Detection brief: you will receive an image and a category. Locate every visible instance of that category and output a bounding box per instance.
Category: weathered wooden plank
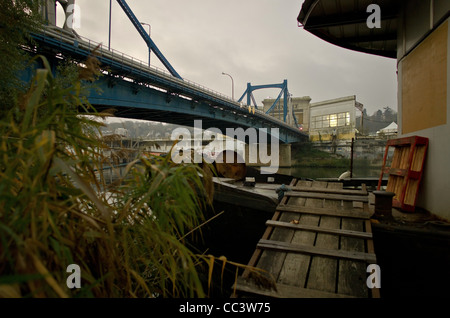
[276,213,319,288]
[383,167,408,176]
[240,180,376,298]
[257,239,377,263]
[248,179,311,279]
[265,220,372,239]
[365,218,380,298]
[234,277,355,298]
[306,182,342,293]
[290,186,368,196]
[262,180,312,278]
[306,215,341,292]
[285,191,369,202]
[275,181,327,287]
[338,217,369,297]
[276,204,370,219]
[242,178,298,279]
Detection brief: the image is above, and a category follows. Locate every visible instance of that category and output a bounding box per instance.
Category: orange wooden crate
[377,136,428,212]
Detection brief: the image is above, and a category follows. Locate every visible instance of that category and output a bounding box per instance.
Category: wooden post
[372,191,395,219]
[350,138,354,178]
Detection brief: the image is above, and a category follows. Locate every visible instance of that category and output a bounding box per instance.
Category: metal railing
[35,27,305,135]
[40,27,236,104]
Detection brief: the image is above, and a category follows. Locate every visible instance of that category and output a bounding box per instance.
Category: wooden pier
[234,179,379,298]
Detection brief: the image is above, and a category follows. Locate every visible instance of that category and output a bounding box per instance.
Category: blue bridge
[30,0,308,144]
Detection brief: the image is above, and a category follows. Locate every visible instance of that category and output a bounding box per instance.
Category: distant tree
[383,106,397,123]
[0,0,41,111]
[375,109,383,121]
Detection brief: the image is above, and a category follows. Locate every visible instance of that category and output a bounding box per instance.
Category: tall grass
[0,55,218,297]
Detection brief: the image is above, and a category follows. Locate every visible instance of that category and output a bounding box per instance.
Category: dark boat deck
[234,178,379,298]
[212,177,280,213]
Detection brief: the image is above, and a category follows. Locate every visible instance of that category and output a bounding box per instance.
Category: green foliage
[0,5,273,296]
[0,55,217,297]
[356,107,398,135]
[0,0,41,111]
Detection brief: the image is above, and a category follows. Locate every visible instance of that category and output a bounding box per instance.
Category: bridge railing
[40,27,237,106]
[36,27,305,136]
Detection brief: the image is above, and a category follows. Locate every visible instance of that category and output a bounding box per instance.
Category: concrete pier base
[244,143,291,168]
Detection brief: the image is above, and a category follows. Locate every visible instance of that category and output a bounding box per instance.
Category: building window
[330,114,337,127]
[337,112,350,126]
[312,112,350,129]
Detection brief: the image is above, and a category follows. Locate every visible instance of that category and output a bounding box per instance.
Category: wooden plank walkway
[234,179,379,298]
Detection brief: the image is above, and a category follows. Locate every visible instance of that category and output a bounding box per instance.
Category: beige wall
[401,21,447,134]
[397,1,450,220]
[262,96,311,130]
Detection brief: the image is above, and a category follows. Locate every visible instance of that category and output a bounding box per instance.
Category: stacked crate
[377,136,429,212]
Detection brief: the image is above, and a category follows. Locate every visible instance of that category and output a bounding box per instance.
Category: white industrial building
[309,95,363,142]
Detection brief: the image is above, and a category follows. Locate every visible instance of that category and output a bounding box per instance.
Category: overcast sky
[57,0,398,116]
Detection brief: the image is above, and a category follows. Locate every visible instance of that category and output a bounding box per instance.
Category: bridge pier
[244,143,291,170]
[279,144,292,168]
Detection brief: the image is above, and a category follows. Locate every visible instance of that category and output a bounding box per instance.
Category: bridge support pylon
[244,143,291,171]
[237,80,298,128]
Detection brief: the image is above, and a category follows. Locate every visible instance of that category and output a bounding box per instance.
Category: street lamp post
[141,22,151,66]
[222,72,234,101]
[108,0,112,50]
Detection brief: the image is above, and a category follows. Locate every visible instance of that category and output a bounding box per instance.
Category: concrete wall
[397,0,450,220]
[262,96,311,131]
[311,138,389,161]
[244,143,292,169]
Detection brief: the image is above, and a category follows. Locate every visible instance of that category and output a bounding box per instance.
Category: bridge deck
[235,179,379,298]
[30,27,308,143]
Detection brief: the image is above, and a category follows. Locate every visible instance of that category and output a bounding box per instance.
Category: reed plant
[0,54,223,298]
[0,1,275,292]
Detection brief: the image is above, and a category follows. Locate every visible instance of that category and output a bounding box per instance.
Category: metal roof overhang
[297,0,400,58]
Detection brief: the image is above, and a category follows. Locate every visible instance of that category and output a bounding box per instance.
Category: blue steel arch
[237,80,299,127]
